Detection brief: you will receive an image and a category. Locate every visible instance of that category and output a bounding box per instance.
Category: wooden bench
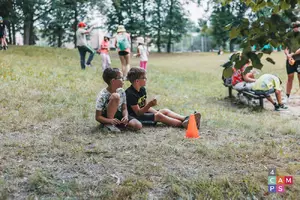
[224,83,271,108]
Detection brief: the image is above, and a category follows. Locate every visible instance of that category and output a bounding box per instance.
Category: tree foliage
[223,0,300,71]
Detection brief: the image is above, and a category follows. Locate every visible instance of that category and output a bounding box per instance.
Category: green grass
[0,46,300,199]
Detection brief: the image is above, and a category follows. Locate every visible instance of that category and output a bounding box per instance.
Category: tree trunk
[167,30,172,53]
[166,0,174,53]
[156,0,161,53]
[58,28,62,47]
[23,12,34,45]
[74,4,78,47]
[142,0,146,40]
[8,23,12,44]
[29,20,35,45]
[229,40,234,52]
[12,22,16,45]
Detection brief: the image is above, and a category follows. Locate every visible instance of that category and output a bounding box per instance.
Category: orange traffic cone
[185,114,200,138]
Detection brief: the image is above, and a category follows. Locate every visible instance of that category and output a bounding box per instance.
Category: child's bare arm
[121,104,129,124]
[83,25,94,34]
[137,47,141,57]
[130,99,156,116]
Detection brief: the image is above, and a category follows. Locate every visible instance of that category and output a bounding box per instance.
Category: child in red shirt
[98,35,111,71]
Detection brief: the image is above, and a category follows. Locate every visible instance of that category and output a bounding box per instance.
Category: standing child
[98,35,111,71]
[95,68,142,132]
[125,67,201,128]
[0,16,8,50]
[137,39,149,70]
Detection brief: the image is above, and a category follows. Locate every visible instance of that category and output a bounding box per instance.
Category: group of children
[95,67,201,132]
[97,26,149,73]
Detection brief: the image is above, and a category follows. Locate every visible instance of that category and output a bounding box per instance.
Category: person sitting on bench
[231,62,257,91]
[252,74,288,111]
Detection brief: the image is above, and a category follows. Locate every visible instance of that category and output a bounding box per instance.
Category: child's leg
[266,96,275,105]
[127,118,142,130]
[107,54,111,68]
[275,90,283,105]
[159,108,185,121]
[144,61,148,70]
[3,37,7,46]
[140,61,143,69]
[86,46,95,65]
[124,53,130,76]
[119,56,127,77]
[101,53,107,71]
[106,93,120,118]
[154,112,182,127]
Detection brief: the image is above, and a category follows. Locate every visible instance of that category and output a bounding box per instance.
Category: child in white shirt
[137,41,149,70]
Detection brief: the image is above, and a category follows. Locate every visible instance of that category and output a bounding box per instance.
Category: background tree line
[0,0,299,53]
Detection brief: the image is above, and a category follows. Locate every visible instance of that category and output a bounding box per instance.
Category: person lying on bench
[252,74,288,111]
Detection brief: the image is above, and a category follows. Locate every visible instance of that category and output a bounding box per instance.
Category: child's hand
[149,99,157,107]
[121,116,128,125]
[109,118,121,125]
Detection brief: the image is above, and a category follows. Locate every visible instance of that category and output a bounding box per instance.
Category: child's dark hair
[103,68,120,85]
[127,67,146,83]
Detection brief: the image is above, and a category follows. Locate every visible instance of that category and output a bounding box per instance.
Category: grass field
[0,46,300,199]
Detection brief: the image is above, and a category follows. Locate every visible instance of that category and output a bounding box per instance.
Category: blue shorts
[253,88,275,96]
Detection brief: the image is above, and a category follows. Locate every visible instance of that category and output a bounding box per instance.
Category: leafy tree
[223,0,300,73]
[151,0,167,52]
[164,0,188,53]
[210,4,235,50]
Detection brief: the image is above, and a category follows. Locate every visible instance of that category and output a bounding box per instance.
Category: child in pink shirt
[98,35,111,71]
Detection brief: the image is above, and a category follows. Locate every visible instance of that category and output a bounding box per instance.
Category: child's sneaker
[274,103,288,111]
[182,116,189,129]
[182,112,201,130]
[103,124,121,132]
[279,103,288,109]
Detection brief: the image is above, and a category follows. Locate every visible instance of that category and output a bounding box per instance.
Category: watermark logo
[268,168,293,193]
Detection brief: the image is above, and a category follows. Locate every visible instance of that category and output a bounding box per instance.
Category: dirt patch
[264,94,300,117]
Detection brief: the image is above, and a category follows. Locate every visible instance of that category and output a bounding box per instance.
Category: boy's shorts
[134,112,157,125]
[253,88,275,96]
[286,60,300,74]
[102,110,135,125]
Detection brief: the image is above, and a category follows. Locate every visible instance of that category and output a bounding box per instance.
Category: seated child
[95,68,142,132]
[252,74,288,111]
[231,54,256,91]
[125,67,201,128]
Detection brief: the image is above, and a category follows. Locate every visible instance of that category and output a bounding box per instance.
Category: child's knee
[154,112,165,121]
[109,93,120,101]
[159,108,170,114]
[129,119,142,130]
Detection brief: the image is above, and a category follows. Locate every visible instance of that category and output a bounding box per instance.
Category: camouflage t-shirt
[95,88,127,112]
